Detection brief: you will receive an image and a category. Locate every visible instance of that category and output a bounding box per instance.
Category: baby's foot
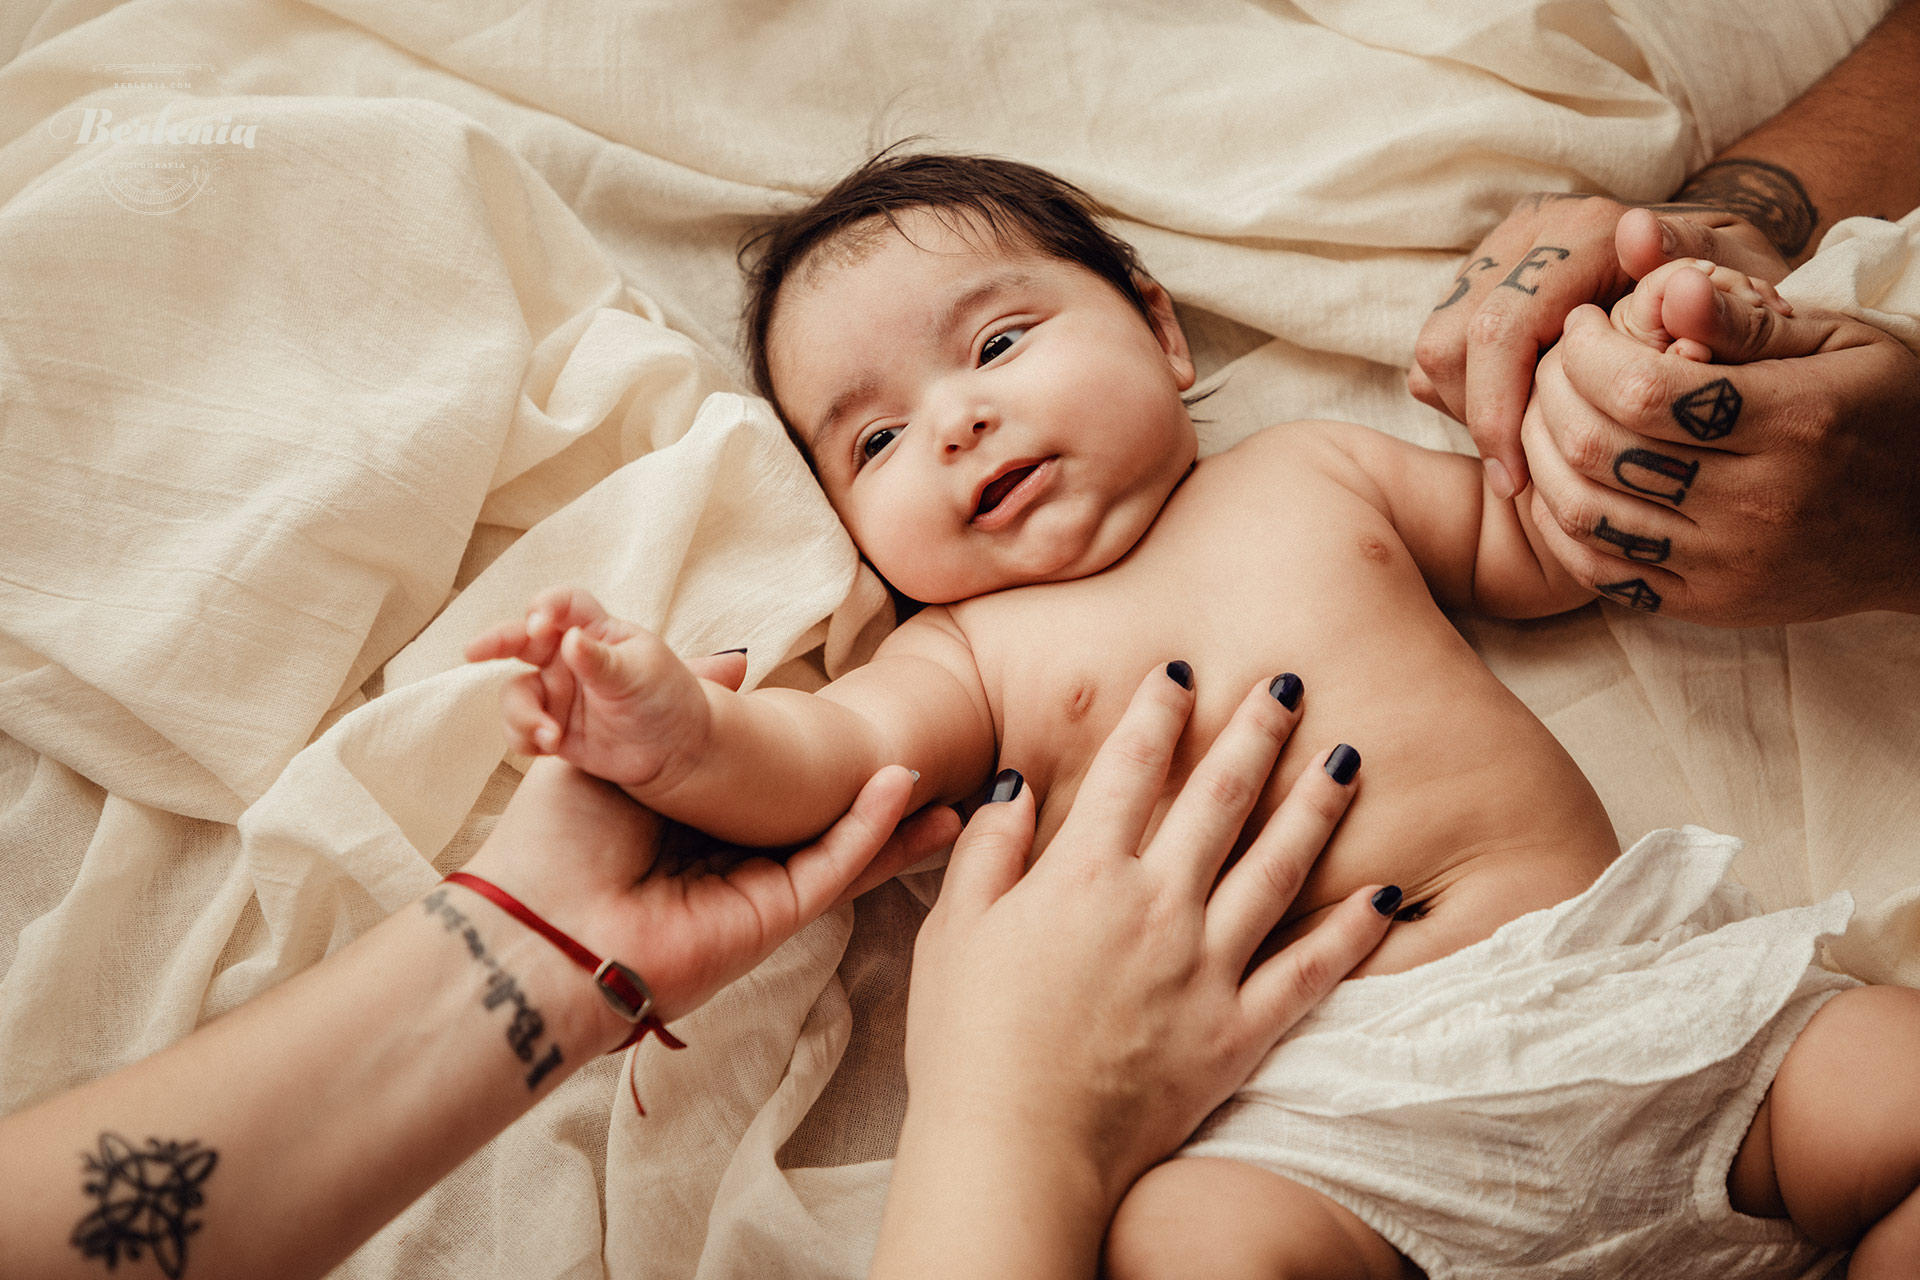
[1609,258,1792,363]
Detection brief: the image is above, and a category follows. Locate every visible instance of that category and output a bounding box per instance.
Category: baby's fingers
[501,669,561,754]
[522,587,613,667]
[465,618,535,664]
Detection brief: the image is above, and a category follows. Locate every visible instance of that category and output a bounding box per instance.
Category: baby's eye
[979,326,1029,365]
[860,425,901,463]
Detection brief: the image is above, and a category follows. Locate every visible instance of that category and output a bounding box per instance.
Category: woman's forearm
[0,882,620,1280]
[874,1106,1116,1280]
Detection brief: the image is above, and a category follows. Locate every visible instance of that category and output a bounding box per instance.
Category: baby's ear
[1135,274,1196,391]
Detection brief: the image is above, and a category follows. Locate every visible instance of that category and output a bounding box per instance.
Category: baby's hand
[1609,258,1792,363]
[464,586,712,794]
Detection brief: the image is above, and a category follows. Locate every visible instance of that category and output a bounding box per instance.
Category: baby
[467,155,1920,1277]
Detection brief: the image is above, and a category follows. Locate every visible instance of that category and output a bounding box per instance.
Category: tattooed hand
[1410,176,1802,499]
[1519,286,1920,626]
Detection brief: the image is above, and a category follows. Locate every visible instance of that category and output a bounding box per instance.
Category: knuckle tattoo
[1593,516,1672,564]
[1612,447,1698,507]
[1670,376,1742,442]
[1496,245,1571,296]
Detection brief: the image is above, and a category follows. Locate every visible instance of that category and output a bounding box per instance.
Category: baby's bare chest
[954,462,1468,841]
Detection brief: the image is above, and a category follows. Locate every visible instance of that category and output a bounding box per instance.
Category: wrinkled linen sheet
[1,1,1915,1275]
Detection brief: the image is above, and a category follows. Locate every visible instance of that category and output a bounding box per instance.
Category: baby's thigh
[1105,1156,1416,1280]
[1747,984,1920,1246]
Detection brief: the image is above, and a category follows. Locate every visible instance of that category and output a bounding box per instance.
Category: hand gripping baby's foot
[1609,258,1793,363]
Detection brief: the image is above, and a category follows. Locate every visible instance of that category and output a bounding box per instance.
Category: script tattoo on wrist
[423,888,565,1089]
[71,1133,217,1279]
[1598,578,1663,612]
[1594,517,1671,564]
[1434,256,1500,310]
[1672,160,1817,258]
[1613,448,1698,506]
[1671,377,1741,441]
[1498,245,1571,295]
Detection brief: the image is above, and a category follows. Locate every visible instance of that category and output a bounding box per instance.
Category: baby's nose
[944,420,989,453]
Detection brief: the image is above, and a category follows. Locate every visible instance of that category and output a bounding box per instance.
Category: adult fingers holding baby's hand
[1411,194,1639,498]
[1524,299,1920,624]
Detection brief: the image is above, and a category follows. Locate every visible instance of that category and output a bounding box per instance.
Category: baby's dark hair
[739,149,1161,416]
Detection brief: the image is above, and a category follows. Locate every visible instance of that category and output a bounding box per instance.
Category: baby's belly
[1020,647,1621,980]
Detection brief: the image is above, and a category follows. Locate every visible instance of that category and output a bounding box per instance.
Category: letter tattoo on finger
[1671,377,1741,441]
[1594,517,1671,564]
[1598,579,1663,612]
[1498,245,1571,295]
[1613,448,1698,506]
[1434,256,1500,311]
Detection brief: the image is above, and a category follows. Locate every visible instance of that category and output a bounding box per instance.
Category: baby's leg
[1609,258,1791,362]
[1104,1156,1418,1280]
[1728,985,1920,1277]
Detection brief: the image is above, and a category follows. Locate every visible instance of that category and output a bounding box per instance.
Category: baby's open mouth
[975,464,1039,518]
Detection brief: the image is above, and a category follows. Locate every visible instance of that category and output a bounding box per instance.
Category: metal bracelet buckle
[593,957,655,1023]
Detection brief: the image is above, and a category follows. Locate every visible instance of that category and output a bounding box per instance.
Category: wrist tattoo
[423,889,565,1090]
[1434,256,1500,310]
[1498,244,1571,295]
[72,1133,217,1279]
[1613,448,1698,506]
[1599,578,1664,612]
[1671,377,1741,442]
[1594,517,1671,564]
[1671,159,1817,258]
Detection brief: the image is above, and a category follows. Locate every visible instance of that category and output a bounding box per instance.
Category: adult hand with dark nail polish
[872,664,1393,1280]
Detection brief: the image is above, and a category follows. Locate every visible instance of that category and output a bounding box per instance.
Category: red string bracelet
[442,872,685,1114]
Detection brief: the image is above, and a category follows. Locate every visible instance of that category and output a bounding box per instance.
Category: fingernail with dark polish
[1325,743,1361,785]
[710,647,748,656]
[1166,660,1193,690]
[1371,885,1403,918]
[1269,672,1303,711]
[989,768,1024,803]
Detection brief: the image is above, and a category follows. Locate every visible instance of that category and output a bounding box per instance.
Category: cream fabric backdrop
[0,1,1912,1276]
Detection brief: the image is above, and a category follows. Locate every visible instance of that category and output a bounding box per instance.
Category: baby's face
[766,211,1197,603]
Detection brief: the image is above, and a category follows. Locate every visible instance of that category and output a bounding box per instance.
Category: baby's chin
[877,525,1146,604]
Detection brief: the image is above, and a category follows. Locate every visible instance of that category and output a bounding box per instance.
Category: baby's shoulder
[1211,419,1392,495]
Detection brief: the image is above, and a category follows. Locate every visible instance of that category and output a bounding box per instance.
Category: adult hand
[1520,283,1920,624]
[1411,194,1790,498]
[461,648,961,1044]
[873,663,1394,1279]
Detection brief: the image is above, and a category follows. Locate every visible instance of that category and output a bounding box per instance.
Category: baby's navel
[1062,681,1096,723]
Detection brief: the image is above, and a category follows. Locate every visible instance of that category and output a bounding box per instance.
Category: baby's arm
[466,589,996,847]
[1306,422,1591,619]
